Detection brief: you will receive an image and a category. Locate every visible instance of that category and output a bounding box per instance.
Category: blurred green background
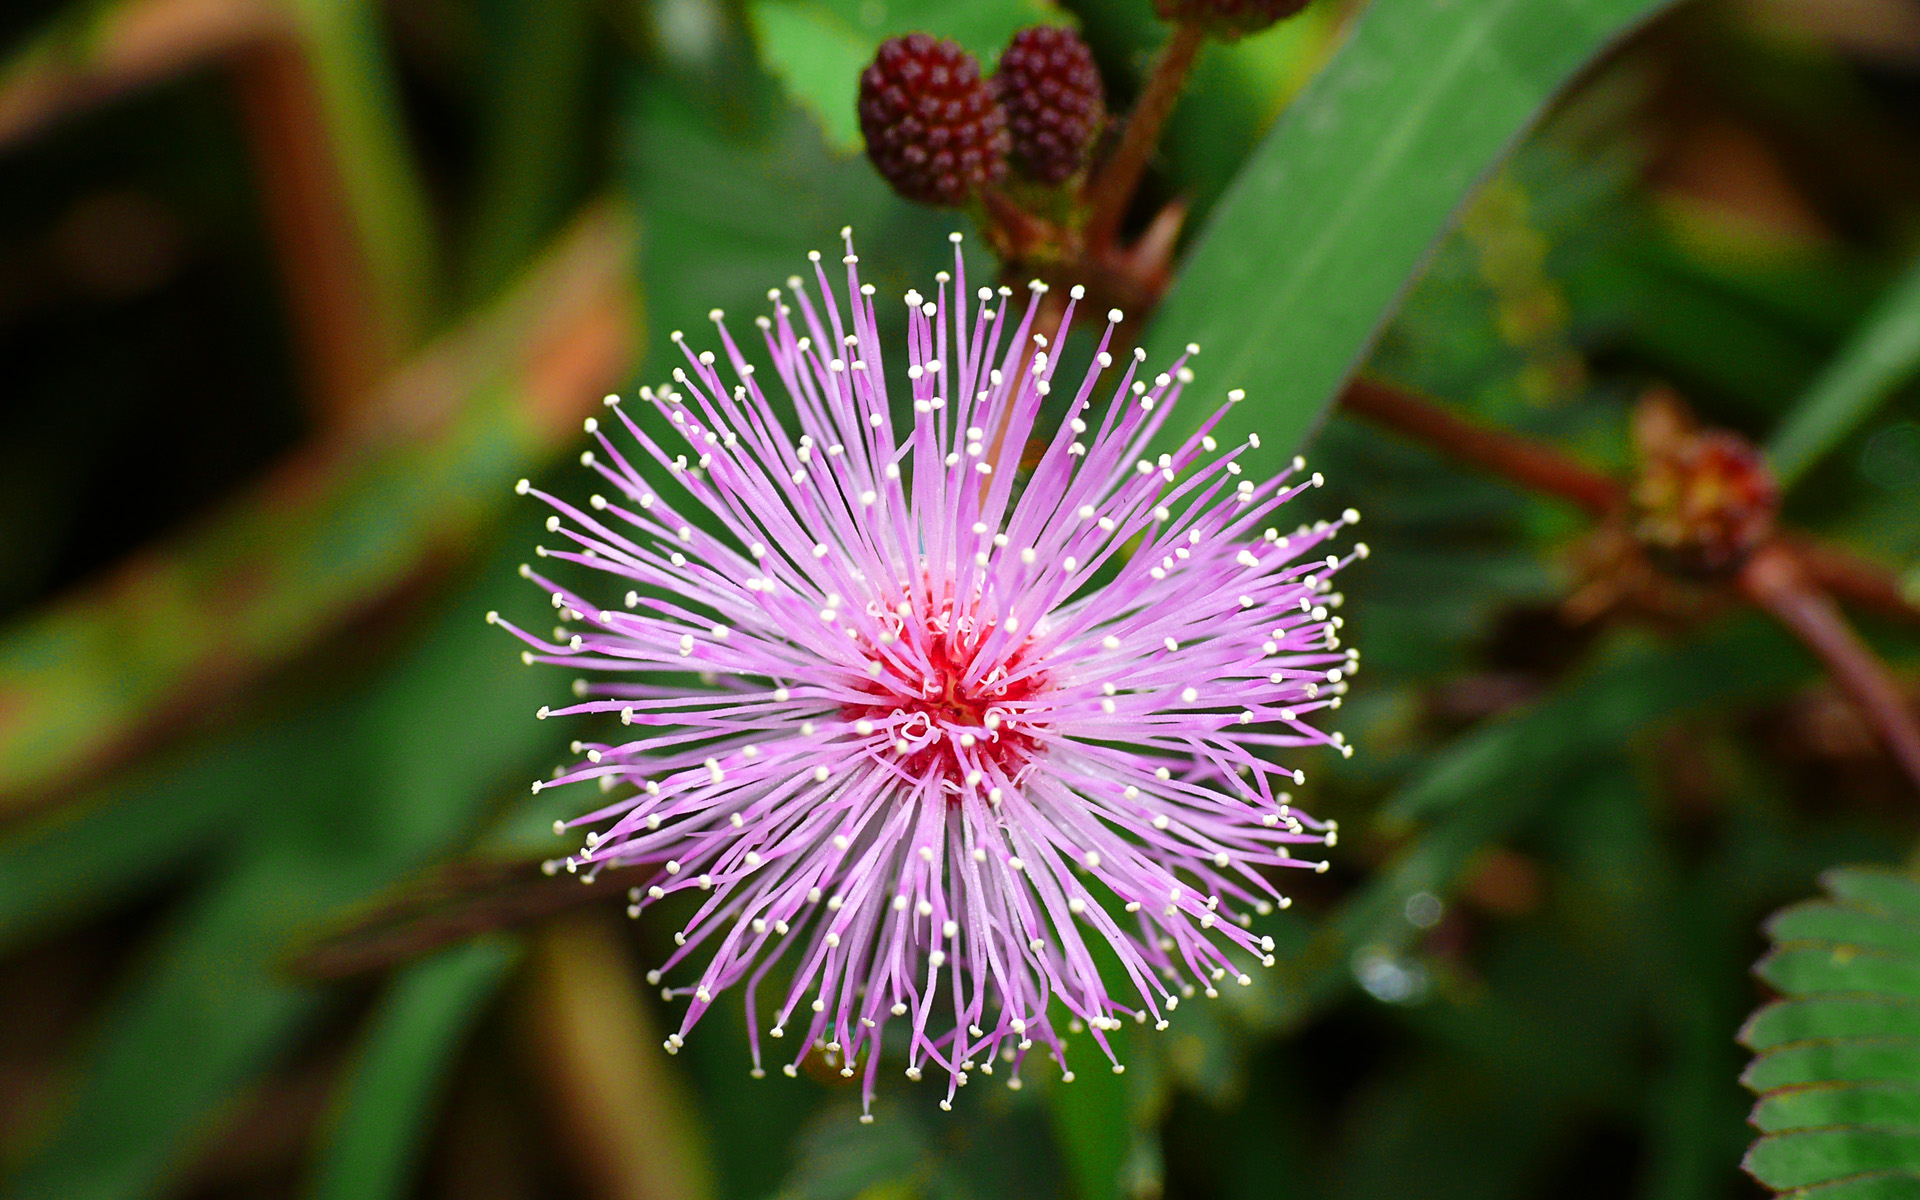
[5,0,1920,1197]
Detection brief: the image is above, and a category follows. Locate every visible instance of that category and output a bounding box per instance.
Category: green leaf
[1769,902,1920,958]
[1823,869,1920,925]
[284,0,443,340]
[1047,1057,1133,1200]
[1387,620,1807,825]
[1785,1176,1920,1200]
[1145,0,1678,462]
[0,854,330,1200]
[1758,946,1920,1002]
[1745,1039,1920,1093]
[1746,1129,1920,1192]
[309,939,522,1200]
[1741,867,1920,1196]
[1743,998,1920,1052]
[746,2,873,152]
[3,517,568,1200]
[1754,1084,1920,1134]
[1770,249,1920,488]
[0,742,251,952]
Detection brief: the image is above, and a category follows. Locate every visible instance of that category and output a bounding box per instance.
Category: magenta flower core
[495,232,1361,1115]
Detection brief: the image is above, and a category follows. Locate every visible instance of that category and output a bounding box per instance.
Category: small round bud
[859,35,1009,206]
[993,26,1105,185]
[1630,389,1778,576]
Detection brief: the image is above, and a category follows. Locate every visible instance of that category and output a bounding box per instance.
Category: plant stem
[1740,544,1920,796]
[1339,377,1624,515]
[1781,535,1920,628]
[1083,22,1206,251]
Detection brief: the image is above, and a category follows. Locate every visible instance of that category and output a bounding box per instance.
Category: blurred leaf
[0,208,633,813]
[1047,1058,1132,1200]
[284,0,442,339]
[1074,0,1341,228]
[0,738,251,952]
[1146,0,1677,462]
[0,0,280,148]
[775,1100,937,1200]
[625,74,968,367]
[1771,250,1920,488]
[1740,867,1920,1196]
[1388,620,1809,825]
[517,916,714,1200]
[2,509,571,1200]
[747,0,1059,153]
[745,2,874,153]
[309,938,521,1200]
[460,0,597,301]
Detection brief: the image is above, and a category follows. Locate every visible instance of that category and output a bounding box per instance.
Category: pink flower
[493,231,1361,1116]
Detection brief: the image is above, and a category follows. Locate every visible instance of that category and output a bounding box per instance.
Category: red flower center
[842,603,1050,794]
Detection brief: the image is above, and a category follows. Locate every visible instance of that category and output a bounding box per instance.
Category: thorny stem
[1083,22,1207,252]
[1741,544,1920,795]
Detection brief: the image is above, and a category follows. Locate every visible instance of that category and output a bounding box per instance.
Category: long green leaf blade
[1145,0,1676,462]
[1770,250,1920,488]
[309,939,521,1200]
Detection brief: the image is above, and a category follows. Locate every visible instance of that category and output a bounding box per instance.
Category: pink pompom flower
[493,230,1362,1116]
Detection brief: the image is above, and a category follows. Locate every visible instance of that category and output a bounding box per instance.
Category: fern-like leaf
[1741,867,1920,1199]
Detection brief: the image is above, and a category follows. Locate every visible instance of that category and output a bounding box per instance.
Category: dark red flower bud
[1631,390,1779,576]
[858,34,1010,207]
[993,26,1105,185]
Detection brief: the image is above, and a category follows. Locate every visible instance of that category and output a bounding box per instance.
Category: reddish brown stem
[287,858,635,981]
[1781,535,1920,628]
[1741,543,1920,795]
[1340,377,1625,515]
[1083,22,1206,251]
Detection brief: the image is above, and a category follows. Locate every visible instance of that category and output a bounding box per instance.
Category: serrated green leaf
[1770,249,1920,488]
[1744,998,1920,1053]
[1769,903,1920,959]
[1144,0,1677,463]
[1745,1039,1920,1093]
[1755,1084,1920,1134]
[1760,946,1920,1002]
[1743,868,1920,1197]
[1746,1128,1920,1192]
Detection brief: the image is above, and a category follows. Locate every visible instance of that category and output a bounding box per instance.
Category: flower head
[495,231,1361,1115]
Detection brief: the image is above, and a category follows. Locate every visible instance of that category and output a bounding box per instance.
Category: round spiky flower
[496,231,1361,1116]
[859,34,1009,207]
[994,26,1105,185]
